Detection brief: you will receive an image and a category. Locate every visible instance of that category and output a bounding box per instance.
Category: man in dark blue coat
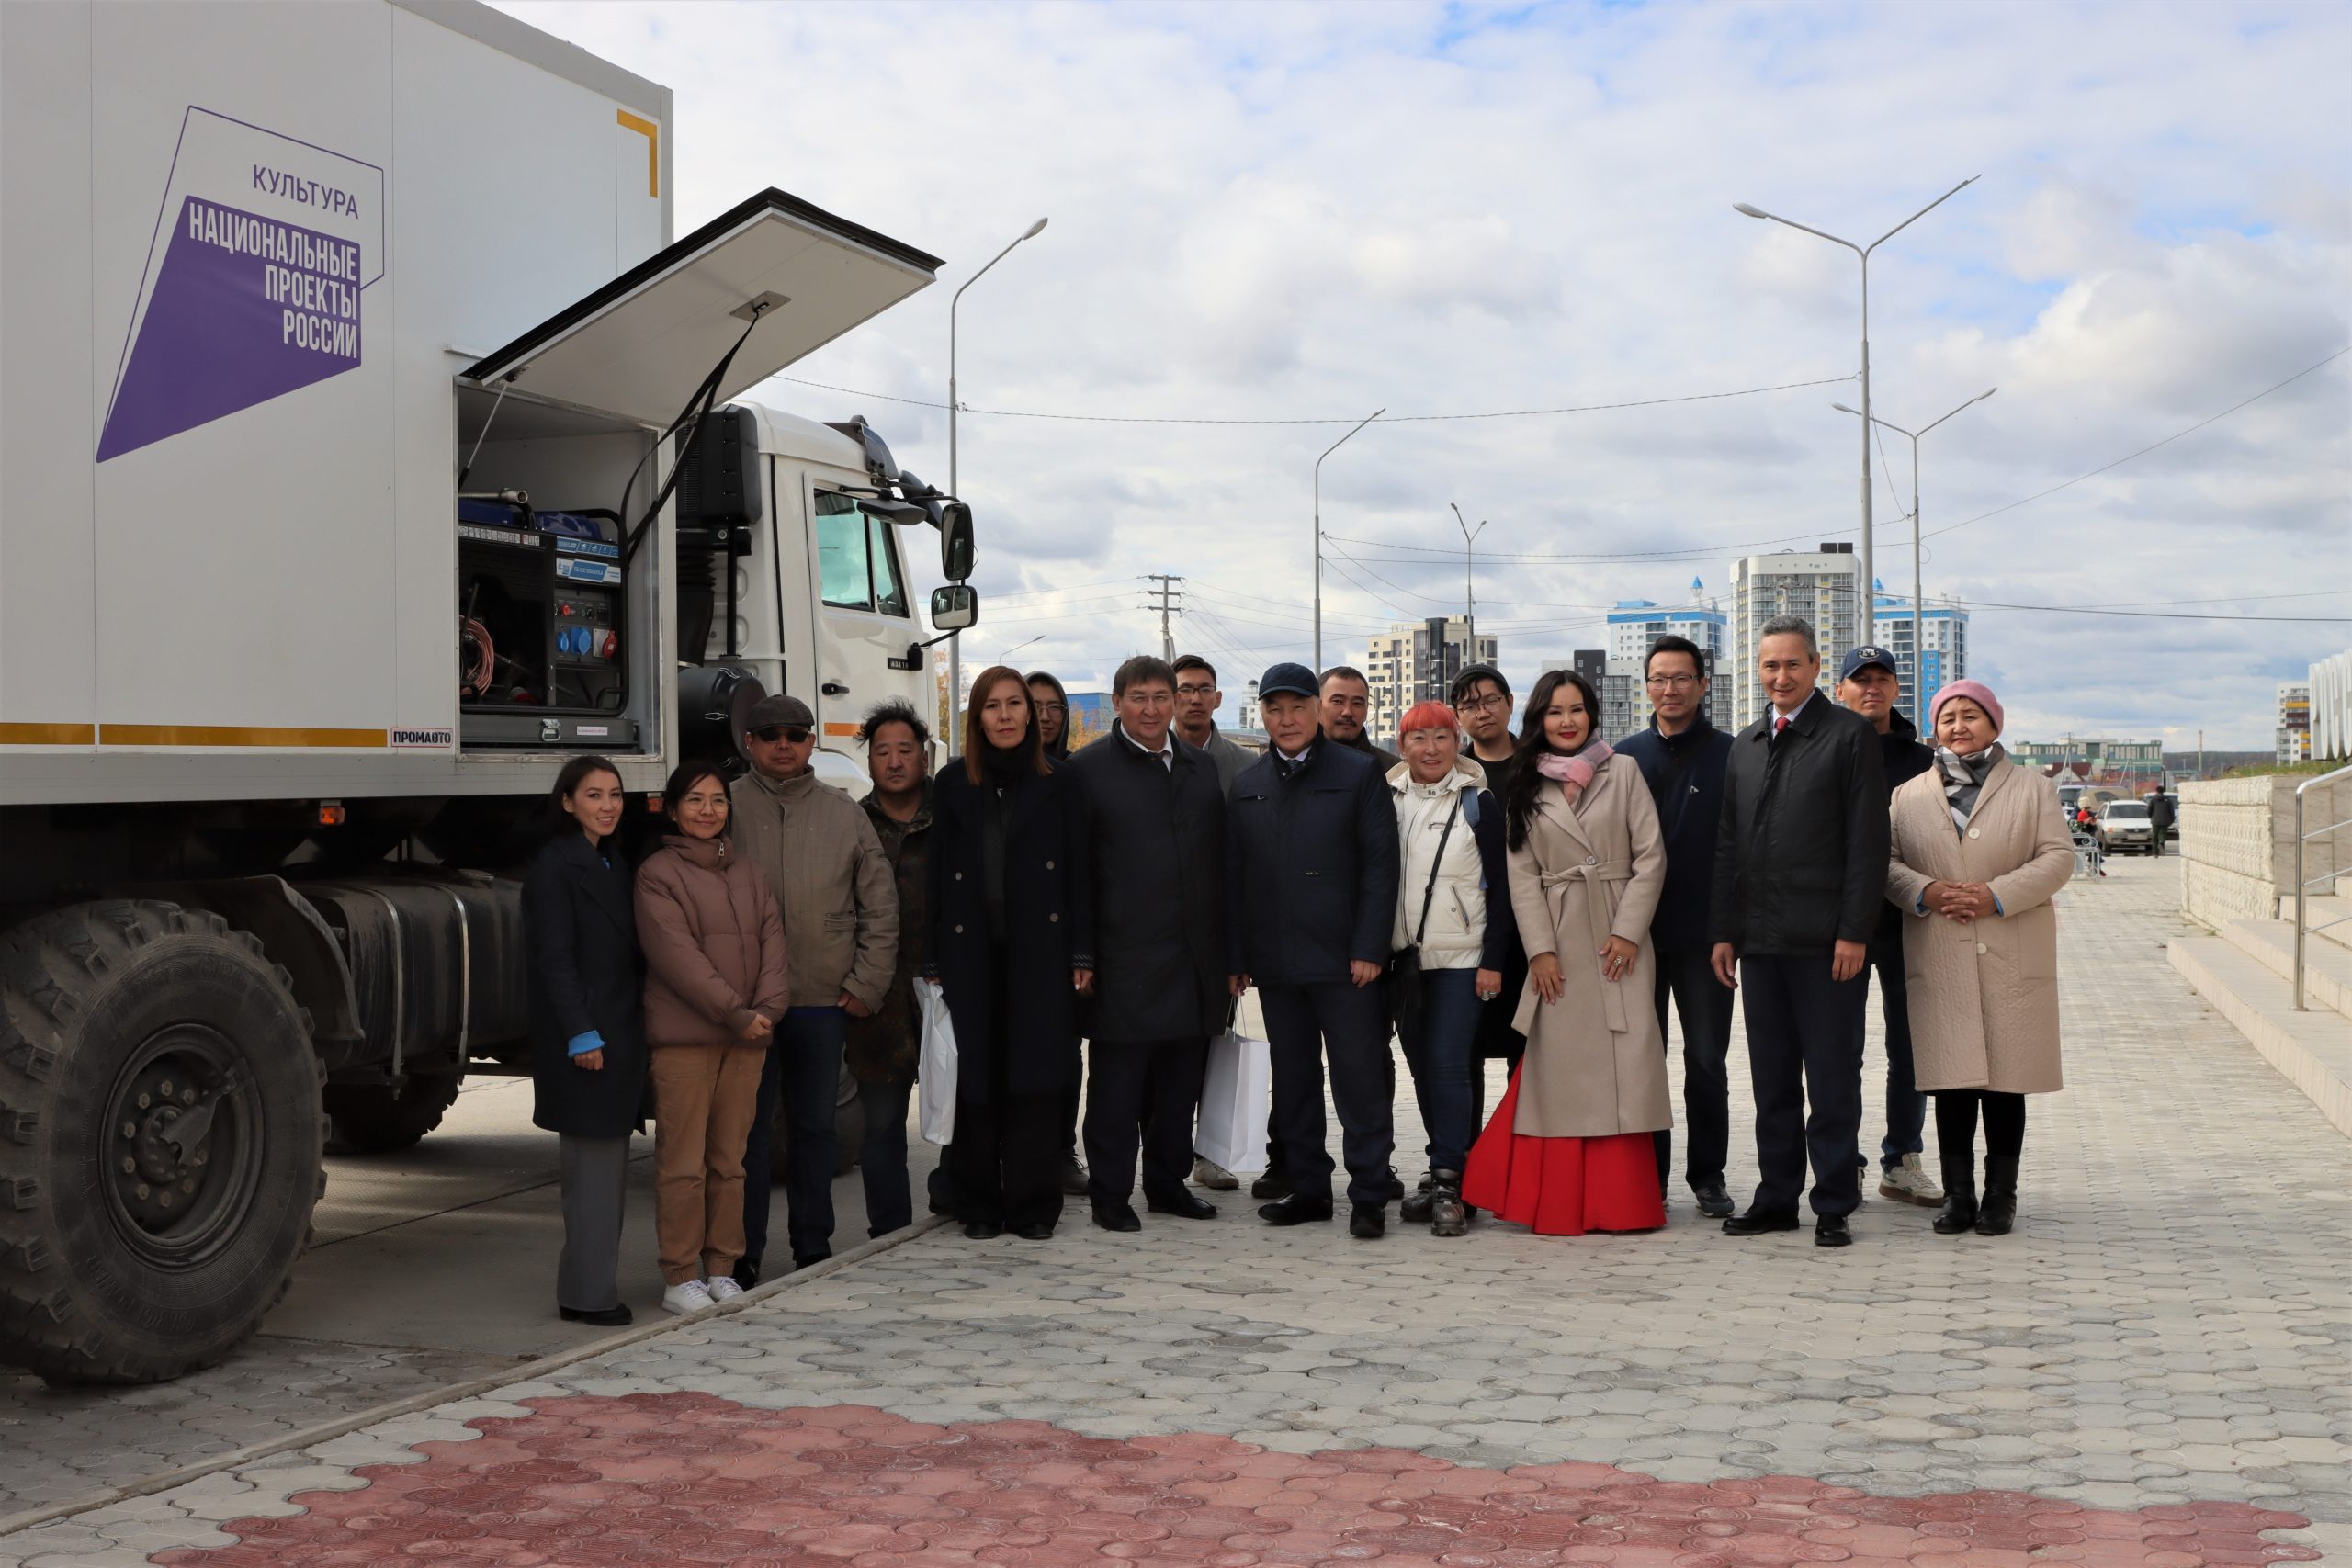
[1835,645,1942,1209]
[1065,656,1228,1232]
[1226,662,1401,1238]
[1611,634,1737,1218]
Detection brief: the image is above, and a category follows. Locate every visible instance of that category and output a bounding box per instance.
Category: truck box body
[0,0,938,806]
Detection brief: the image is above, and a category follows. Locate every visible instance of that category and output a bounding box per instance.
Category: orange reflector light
[317,802,347,827]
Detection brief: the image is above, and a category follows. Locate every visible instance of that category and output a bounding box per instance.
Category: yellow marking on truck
[823,721,861,737]
[97,724,387,749]
[0,722,96,745]
[617,109,659,197]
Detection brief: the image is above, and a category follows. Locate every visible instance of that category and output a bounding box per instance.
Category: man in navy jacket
[1226,662,1401,1238]
[1612,635,1738,1218]
[1835,645,1941,1208]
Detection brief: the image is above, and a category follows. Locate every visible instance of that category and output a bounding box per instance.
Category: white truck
[0,0,980,1383]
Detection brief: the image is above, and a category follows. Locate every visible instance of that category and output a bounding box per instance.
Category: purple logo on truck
[99,108,384,463]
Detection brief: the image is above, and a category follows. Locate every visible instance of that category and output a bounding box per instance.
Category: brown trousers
[650,1045,767,1285]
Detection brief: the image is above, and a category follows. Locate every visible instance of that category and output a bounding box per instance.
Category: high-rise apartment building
[1363,616,1498,743]
[1727,545,1863,724]
[2278,682,2312,763]
[1603,578,1730,737]
[1871,583,1969,718]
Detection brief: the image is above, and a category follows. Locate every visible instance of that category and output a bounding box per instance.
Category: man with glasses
[1834,646,1942,1210]
[1171,654,1253,796]
[1449,665,1519,793]
[1613,636,1738,1217]
[729,694,899,1283]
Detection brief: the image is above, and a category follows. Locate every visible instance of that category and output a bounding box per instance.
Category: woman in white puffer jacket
[1386,700,1517,1236]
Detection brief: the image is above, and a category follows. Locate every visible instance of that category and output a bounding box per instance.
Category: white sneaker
[662,1279,716,1316]
[704,1274,744,1303]
[1191,1157,1238,1191]
[1878,1153,1944,1207]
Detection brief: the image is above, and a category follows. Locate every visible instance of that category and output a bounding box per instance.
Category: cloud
[492,0,2352,748]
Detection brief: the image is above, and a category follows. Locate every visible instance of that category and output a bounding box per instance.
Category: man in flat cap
[729,694,898,1283]
[1223,663,1401,1239]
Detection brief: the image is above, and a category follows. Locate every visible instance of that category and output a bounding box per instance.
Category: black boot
[1400,1169,1436,1224]
[1974,1155,2018,1236]
[1932,1147,1977,1235]
[1428,1171,1467,1237]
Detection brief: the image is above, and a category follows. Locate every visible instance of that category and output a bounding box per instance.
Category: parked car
[2096,799,2156,855]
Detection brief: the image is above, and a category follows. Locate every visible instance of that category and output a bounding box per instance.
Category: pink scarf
[1534,739,1614,809]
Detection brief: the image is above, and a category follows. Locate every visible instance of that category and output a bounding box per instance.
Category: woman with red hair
[1385,700,1515,1236]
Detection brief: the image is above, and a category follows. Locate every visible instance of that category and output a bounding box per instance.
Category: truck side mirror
[939,502,975,581]
[930,583,978,631]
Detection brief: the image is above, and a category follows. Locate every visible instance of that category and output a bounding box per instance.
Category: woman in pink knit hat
[1883,680,2075,1238]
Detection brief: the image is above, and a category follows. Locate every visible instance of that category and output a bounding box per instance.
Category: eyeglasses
[1035,703,1067,716]
[1645,674,1701,690]
[1175,684,1216,697]
[1456,693,1510,714]
[751,726,812,744]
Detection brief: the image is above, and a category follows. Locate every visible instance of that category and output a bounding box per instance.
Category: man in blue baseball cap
[1222,662,1402,1238]
[1835,643,1941,1210]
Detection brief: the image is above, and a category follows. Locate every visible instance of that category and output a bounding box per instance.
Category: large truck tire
[0,900,324,1385]
[324,1074,462,1155]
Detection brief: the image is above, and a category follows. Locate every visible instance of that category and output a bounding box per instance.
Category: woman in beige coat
[1885,680,2072,1239]
[1463,670,1671,1235]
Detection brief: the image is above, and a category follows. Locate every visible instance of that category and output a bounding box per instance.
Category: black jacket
[1226,740,1400,985]
[1339,728,1402,774]
[1614,714,1735,953]
[1709,694,1892,957]
[926,763,1094,1101]
[524,834,648,1138]
[1065,724,1228,1043]
[1871,709,1936,943]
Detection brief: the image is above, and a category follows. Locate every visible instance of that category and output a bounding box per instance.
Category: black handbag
[1386,796,1460,1042]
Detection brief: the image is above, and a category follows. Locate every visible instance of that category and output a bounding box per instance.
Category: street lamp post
[946,216,1047,739]
[1313,409,1385,671]
[1834,387,1996,711]
[1448,501,1487,653]
[1735,177,1979,643]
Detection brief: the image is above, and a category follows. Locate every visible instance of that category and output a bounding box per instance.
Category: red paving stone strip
[150,1394,2319,1568]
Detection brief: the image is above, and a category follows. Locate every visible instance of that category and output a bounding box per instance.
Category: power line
[760,372,1854,427]
[1921,344,2351,540]
[1951,598,2348,623]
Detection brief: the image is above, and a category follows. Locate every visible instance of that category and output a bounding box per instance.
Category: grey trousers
[558,1134,630,1312]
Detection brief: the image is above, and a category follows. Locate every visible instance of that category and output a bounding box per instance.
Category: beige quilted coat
[1505,754,1673,1137]
[1883,758,2074,1094]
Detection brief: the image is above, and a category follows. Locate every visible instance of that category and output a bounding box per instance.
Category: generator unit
[456,499,633,750]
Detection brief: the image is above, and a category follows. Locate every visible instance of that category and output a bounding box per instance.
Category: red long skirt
[1462,1064,1664,1236]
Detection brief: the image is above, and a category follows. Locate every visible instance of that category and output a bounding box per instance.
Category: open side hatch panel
[461,188,943,425]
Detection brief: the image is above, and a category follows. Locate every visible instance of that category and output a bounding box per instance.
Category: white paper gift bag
[917,983,958,1145]
[1192,1028,1272,1175]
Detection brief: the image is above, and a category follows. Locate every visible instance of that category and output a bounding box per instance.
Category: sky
[497,0,2350,751]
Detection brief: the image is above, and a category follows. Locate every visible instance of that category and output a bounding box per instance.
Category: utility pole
[1143,574,1183,663]
[1448,502,1487,651]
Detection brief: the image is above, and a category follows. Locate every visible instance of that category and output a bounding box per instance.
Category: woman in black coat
[926,666,1094,1241]
[524,755,648,1325]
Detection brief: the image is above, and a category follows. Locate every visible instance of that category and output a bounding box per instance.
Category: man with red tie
[1708,616,1890,1248]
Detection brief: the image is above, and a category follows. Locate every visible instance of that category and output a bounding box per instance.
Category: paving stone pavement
[2,857,2344,1565]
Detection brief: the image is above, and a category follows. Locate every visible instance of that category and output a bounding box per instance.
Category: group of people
[525,613,2073,1324]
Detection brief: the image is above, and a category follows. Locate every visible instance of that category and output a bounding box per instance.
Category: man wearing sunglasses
[729,694,899,1284]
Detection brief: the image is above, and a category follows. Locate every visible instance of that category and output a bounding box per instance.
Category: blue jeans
[1871,941,1927,1170]
[856,1077,913,1237]
[1395,967,1481,1174]
[741,1006,846,1267]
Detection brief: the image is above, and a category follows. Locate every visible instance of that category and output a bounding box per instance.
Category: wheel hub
[103,1027,260,1266]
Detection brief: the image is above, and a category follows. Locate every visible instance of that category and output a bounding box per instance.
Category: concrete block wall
[2180,772,2352,929]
